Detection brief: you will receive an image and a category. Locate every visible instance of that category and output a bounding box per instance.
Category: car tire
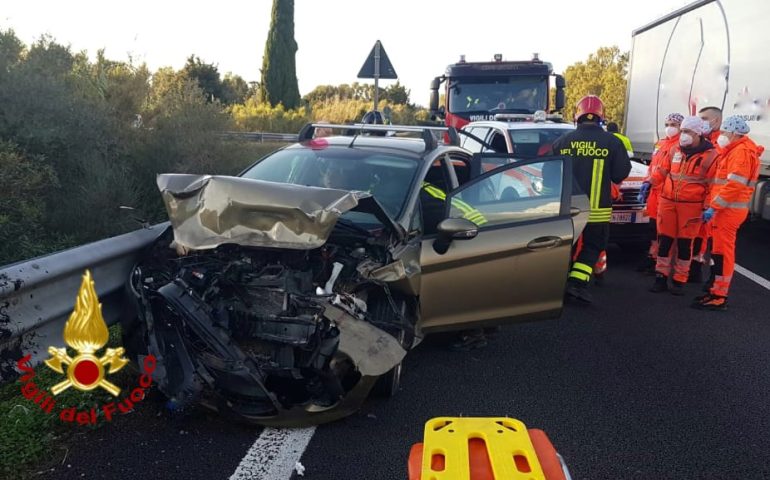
[369,294,412,398]
[372,328,406,398]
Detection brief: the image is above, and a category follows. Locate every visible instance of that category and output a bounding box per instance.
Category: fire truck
[429,53,567,130]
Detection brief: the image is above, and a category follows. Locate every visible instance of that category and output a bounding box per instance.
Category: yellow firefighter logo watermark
[43,270,129,396]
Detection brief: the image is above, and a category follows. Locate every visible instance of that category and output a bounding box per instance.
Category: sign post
[357,40,398,113]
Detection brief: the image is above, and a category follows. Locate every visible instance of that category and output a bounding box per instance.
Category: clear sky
[2,0,694,106]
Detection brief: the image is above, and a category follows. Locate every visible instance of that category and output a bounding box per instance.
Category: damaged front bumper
[125,174,419,426]
[128,224,414,426]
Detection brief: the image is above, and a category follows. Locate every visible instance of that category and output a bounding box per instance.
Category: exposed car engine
[128,224,413,425]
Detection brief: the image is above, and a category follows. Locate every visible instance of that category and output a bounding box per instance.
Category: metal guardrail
[220,131,299,143]
[0,223,168,380]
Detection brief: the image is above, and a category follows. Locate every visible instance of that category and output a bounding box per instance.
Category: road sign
[357,40,398,79]
[358,40,397,113]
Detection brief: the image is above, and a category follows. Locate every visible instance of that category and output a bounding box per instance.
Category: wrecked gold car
[125,124,588,426]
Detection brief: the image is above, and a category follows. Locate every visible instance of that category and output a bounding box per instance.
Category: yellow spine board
[421,417,546,480]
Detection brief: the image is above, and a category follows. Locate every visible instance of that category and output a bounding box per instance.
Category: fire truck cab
[429,53,567,131]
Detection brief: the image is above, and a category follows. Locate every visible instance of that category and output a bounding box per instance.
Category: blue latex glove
[637,182,651,204]
[702,207,715,222]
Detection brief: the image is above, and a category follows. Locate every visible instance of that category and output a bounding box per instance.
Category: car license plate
[611,212,633,223]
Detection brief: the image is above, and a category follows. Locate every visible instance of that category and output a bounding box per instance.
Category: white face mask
[679,133,694,146]
[665,126,679,138]
[717,134,731,148]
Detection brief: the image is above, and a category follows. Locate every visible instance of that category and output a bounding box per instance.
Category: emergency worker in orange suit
[688,107,724,283]
[637,113,684,273]
[648,116,718,295]
[693,116,763,310]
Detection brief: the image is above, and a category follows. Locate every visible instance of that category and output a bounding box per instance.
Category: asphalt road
[25,219,770,480]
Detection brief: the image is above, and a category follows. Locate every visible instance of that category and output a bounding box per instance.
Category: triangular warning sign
[357,40,398,79]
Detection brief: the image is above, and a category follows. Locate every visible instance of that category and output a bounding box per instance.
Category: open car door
[419,155,586,332]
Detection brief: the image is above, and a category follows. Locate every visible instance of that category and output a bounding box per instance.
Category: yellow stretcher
[408,417,572,480]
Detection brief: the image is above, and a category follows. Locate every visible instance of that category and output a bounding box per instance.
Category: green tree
[0,28,24,76]
[259,0,300,109]
[221,72,250,105]
[0,30,257,264]
[563,45,629,128]
[182,54,223,102]
[383,81,410,105]
[0,141,65,264]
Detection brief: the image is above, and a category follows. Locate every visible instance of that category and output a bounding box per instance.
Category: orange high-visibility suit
[707,136,764,297]
[692,131,722,269]
[650,144,718,283]
[645,134,680,259]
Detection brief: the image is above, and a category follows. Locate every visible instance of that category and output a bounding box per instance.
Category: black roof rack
[297,123,459,152]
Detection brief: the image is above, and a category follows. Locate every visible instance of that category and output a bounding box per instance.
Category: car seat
[501,187,520,201]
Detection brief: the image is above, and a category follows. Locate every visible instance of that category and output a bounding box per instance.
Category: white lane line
[229,427,316,480]
[735,264,770,291]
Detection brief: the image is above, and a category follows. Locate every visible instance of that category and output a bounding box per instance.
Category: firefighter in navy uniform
[552,95,632,303]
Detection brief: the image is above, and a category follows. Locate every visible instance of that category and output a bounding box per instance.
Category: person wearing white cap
[690,107,724,281]
[693,116,765,311]
[647,115,719,296]
[637,112,684,274]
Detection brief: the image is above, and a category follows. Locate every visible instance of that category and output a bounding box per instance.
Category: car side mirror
[433,218,479,254]
[554,74,566,112]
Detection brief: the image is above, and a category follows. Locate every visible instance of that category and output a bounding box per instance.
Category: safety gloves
[702,207,715,222]
[637,181,651,204]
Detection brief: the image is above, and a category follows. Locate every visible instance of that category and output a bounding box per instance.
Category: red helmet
[574,95,604,122]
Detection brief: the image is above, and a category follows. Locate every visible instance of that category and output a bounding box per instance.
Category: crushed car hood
[156,174,404,251]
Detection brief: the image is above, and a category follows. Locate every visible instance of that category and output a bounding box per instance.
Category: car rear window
[508,128,570,158]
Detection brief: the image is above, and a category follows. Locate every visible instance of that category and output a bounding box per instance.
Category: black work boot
[692,294,728,311]
[669,280,686,296]
[703,271,716,292]
[688,261,703,284]
[650,274,668,293]
[692,293,711,303]
[565,280,593,304]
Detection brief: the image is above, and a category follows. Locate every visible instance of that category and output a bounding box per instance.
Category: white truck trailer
[624,0,770,220]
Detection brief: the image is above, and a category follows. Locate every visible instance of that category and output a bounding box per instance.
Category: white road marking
[229,427,316,480]
[224,264,767,480]
[735,264,770,291]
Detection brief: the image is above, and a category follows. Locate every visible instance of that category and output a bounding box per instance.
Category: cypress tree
[259,0,301,109]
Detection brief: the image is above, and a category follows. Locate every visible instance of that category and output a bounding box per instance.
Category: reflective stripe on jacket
[651,143,718,203]
[421,182,488,225]
[613,132,634,158]
[710,136,764,210]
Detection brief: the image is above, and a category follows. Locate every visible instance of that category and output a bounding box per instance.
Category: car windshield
[507,128,571,158]
[240,145,419,220]
[448,77,548,114]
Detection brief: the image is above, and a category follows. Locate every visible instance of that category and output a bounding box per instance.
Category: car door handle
[570,206,582,217]
[527,236,562,250]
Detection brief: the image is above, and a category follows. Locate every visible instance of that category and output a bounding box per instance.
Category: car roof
[285,134,459,159]
[462,121,575,131]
